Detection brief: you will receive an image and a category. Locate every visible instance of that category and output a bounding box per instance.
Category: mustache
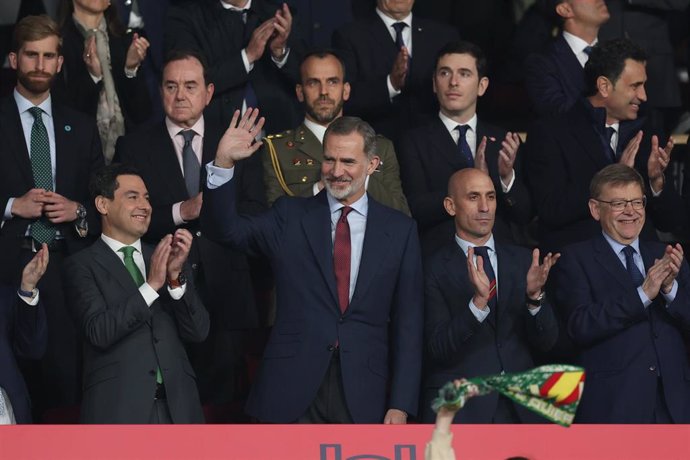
[26,71,53,78]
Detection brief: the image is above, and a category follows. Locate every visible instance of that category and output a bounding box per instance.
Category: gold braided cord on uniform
[265,137,295,196]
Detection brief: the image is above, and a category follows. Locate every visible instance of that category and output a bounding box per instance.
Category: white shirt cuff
[167,283,186,300]
[662,280,678,305]
[500,169,516,193]
[386,74,401,100]
[90,73,103,84]
[205,162,235,189]
[469,300,490,322]
[527,305,542,316]
[4,198,14,220]
[241,49,253,73]
[172,202,185,225]
[637,286,652,308]
[124,66,139,78]
[139,282,160,307]
[271,48,290,68]
[17,290,39,306]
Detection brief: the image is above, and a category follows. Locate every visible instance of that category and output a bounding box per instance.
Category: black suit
[115,119,266,403]
[64,239,209,423]
[422,241,559,423]
[332,14,458,142]
[0,286,46,424]
[0,95,104,414]
[398,117,531,256]
[165,0,306,134]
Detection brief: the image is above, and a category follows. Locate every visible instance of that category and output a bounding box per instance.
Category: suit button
[195,231,202,237]
[191,263,198,270]
[327,345,335,352]
[649,365,656,372]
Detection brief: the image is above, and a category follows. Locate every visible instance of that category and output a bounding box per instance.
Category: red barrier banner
[1,424,688,459]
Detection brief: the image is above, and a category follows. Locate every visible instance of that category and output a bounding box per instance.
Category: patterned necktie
[455,125,474,167]
[605,126,617,162]
[622,246,644,287]
[392,22,406,49]
[28,107,56,244]
[474,246,497,309]
[179,130,200,197]
[333,206,353,313]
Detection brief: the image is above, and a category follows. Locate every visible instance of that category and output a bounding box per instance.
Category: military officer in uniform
[262,50,410,215]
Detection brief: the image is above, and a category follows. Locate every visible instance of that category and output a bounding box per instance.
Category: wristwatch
[526,291,545,307]
[167,272,187,289]
[75,203,88,237]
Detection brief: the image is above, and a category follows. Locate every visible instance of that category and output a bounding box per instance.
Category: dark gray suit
[64,238,210,423]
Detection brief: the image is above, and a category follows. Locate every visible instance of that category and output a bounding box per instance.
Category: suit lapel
[53,104,77,194]
[301,193,339,308]
[429,118,465,169]
[593,234,634,290]
[92,238,142,293]
[553,36,584,96]
[1,97,33,186]
[157,123,191,199]
[571,104,610,169]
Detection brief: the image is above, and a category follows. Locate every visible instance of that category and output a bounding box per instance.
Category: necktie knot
[28,106,43,121]
[118,245,137,259]
[339,206,353,222]
[605,126,616,143]
[583,45,593,56]
[118,246,145,287]
[180,129,196,145]
[392,22,406,49]
[474,246,490,258]
[455,124,470,137]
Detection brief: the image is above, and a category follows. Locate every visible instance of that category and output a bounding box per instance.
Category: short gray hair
[324,116,377,159]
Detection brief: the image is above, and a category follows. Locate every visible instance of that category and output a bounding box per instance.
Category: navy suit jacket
[554,235,690,423]
[202,179,424,423]
[332,14,457,141]
[0,286,46,423]
[422,241,559,423]
[524,34,585,118]
[398,117,531,255]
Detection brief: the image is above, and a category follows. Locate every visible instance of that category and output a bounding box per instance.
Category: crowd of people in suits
[1,0,690,427]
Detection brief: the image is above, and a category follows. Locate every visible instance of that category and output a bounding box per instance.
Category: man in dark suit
[116,49,265,406]
[422,168,559,423]
[398,41,531,257]
[165,0,305,134]
[524,38,683,254]
[524,0,610,117]
[554,164,690,423]
[0,15,104,418]
[64,164,209,423]
[262,50,409,215]
[202,111,423,423]
[332,0,457,142]
[0,245,48,424]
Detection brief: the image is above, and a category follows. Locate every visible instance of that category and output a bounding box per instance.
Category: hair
[584,38,647,97]
[90,163,143,200]
[57,0,125,37]
[11,15,62,53]
[324,116,377,159]
[589,164,645,199]
[435,40,488,79]
[300,48,347,81]
[162,49,210,85]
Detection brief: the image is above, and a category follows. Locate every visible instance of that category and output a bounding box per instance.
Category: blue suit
[0,286,46,423]
[554,234,690,423]
[202,178,423,423]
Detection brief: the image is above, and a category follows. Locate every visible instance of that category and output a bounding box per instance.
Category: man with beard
[0,15,104,420]
[202,111,423,423]
[262,50,409,215]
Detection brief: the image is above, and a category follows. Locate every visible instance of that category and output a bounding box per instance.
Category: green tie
[118,246,163,384]
[28,106,56,244]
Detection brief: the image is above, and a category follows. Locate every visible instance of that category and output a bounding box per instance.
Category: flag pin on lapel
[64,125,72,132]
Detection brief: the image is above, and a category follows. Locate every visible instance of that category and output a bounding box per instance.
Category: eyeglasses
[594,196,646,211]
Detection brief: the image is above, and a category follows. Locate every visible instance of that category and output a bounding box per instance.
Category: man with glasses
[554,164,690,423]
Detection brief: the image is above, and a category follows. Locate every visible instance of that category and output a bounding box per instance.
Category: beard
[16,70,56,95]
[323,172,366,201]
[304,96,344,125]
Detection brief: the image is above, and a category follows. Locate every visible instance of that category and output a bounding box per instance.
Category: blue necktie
[622,246,644,287]
[392,22,406,49]
[605,126,617,163]
[456,125,474,167]
[474,246,497,311]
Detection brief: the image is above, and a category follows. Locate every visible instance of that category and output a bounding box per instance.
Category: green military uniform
[261,123,410,215]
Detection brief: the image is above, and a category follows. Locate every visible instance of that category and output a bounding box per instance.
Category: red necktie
[334,206,353,313]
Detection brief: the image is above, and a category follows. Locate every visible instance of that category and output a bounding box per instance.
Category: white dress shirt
[376,8,412,100]
[562,31,597,68]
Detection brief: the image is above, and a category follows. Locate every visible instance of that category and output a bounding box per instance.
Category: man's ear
[366,155,380,175]
[597,76,612,98]
[588,198,601,221]
[95,196,108,215]
[443,196,456,217]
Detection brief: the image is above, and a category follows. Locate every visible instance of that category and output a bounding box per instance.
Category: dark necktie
[179,130,200,197]
[474,246,497,310]
[583,45,593,56]
[622,246,644,287]
[239,8,259,109]
[455,125,474,167]
[28,106,56,244]
[605,126,617,163]
[333,206,353,313]
[392,22,406,49]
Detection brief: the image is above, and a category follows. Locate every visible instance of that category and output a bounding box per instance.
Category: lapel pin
[287,140,295,148]
[292,158,302,166]
[64,125,72,132]
[306,158,314,166]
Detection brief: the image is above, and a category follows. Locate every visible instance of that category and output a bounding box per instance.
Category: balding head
[444,169,496,245]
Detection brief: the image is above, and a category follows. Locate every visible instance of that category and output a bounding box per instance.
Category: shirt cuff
[386,74,401,100]
[312,182,320,196]
[4,198,15,220]
[662,280,678,305]
[241,49,253,73]
[172,202,185,225]
[124,65,139,78]
[90,73,103,84]
[637,286,652,308]
[139,282,160,307]
[469,300,490,322]
[649,179,663,197]
[167,283,187,300]
[17,290,39,306]
[500,169,516,193]
[271,48,290,68]
[205,162,235,189]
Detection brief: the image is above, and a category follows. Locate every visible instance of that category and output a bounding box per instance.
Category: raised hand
[180,192,203,222]
[246,18,276,64]
[660,243,683,294]
[498,131,520,185]
[525,249,560,301]
[474,136,489,175]
[389,47,409,91]
[618,130,643,168]
[167,229,193,281]
[467,247,491,309]
[20,243,49,292]
[269,3,292,59]
[83,35,102,78]
[214,108,265,168]
[647,135,673,192]
[125,33,150,71]
[147,235,172,291]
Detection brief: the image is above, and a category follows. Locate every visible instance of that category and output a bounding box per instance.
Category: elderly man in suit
[202,110,423,423]
[115,49,265,407]
[422,168,559,423]
[0,14,104,418]
[554,164,690,423]
[524,0,610,117]
[332,0,457,142]
[64,164,209,423]
[398,40,531,257]
[262,49,409,215]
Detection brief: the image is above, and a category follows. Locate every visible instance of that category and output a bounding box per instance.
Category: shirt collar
[166,115,205,140]
[602,231,640,256]
[439,111,477,136]
[562,31,597,55]
[14,88,52,118]
[327,191,369,219]
[376,8,412,29]
[454,234,496,256]
[220,0,251,11]
[101,233,143,255]
[303,118,327,144]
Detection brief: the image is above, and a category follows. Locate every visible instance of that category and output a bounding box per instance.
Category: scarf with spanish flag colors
[431,365,585,426]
